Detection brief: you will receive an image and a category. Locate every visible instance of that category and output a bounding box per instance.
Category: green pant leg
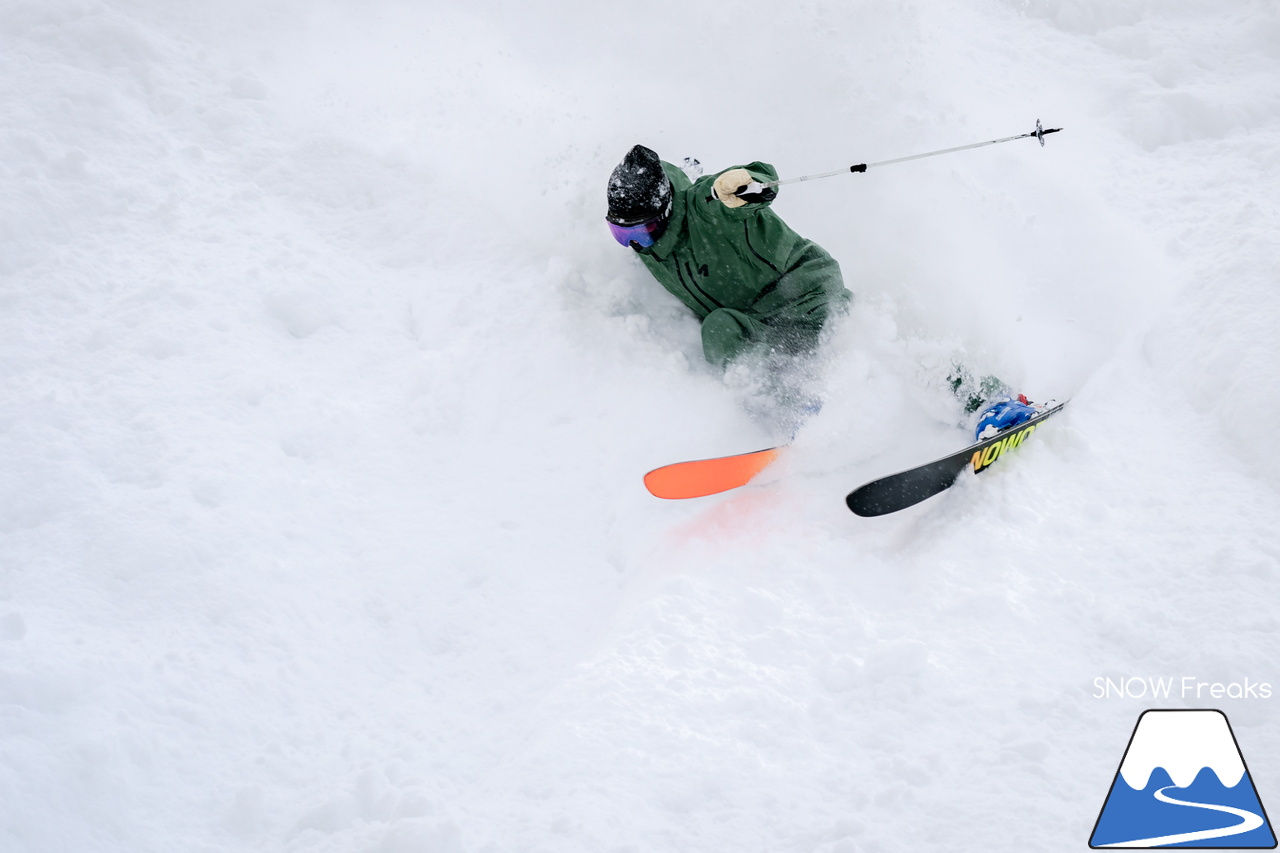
[948,365,1012,413]
[701,308,770,367]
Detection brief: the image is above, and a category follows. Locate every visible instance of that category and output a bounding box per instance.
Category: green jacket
[636,160,850,363]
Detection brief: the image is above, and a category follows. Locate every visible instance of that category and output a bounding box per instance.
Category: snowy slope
[2,1,1279,851]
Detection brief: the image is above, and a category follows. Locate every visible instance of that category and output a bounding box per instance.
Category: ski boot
[974,395,1040,441]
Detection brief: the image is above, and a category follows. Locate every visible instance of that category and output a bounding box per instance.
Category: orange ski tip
[644,447,783,500]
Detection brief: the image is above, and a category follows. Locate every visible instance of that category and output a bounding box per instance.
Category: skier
[605,144,851,369]
[606,144,1039,440]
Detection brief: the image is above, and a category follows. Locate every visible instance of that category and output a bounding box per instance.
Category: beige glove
[712,168,775,208]
[712,169,754,208]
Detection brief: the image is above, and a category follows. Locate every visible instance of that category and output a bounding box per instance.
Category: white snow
[3,1,1280,851]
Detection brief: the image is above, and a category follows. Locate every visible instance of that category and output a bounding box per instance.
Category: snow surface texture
[2,1,1279,851]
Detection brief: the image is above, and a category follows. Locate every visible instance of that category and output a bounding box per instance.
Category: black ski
[846,401,1068,517]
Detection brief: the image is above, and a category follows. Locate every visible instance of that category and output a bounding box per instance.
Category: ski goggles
[607,217,664,248]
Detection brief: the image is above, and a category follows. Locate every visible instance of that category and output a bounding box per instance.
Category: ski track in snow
[2,1,1279,851]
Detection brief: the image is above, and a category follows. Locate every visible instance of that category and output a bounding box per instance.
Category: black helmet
[606,144,673,226]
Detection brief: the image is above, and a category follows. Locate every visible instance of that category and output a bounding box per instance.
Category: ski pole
[738,119,1062,196]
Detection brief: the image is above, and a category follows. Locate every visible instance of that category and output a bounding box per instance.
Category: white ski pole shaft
[742,120,1063,194]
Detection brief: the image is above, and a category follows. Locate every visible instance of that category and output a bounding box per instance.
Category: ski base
[644,447,783,500]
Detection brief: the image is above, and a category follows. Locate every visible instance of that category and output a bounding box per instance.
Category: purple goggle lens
[608,218,663,248]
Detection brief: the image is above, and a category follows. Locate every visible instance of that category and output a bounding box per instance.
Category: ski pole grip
[850,164,867,173]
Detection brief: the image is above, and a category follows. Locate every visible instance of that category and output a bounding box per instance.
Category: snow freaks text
[1093,677,1273,700]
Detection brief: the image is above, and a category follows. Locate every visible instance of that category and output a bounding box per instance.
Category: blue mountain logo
[1091,709,1276,848]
